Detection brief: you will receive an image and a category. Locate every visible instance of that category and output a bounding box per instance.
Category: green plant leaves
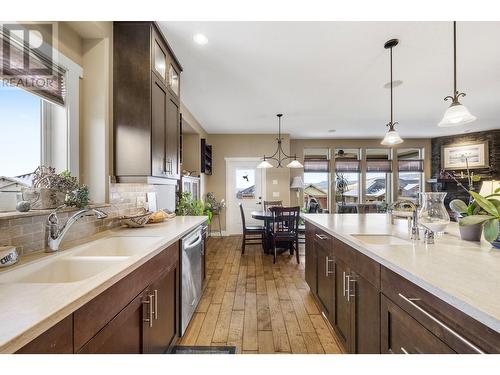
[484,218,499,243]
[469,191,499,217]
[459,215,495,226]
[449,199,468,215]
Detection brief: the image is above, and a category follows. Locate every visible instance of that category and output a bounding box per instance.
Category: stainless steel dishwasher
[180,226,203,335]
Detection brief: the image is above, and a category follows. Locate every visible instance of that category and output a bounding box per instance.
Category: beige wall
[58,22,83,66]
[182,133,200,174]
[205,134,292,231]
[289,138,432,210]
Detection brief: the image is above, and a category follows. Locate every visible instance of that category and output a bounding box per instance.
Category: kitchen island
[304,213,500,354]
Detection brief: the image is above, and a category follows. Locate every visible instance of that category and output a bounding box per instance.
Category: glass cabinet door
[169,64,180,96]
[154,41,166,80]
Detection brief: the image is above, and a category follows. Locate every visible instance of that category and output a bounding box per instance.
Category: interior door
[226,159,266,235]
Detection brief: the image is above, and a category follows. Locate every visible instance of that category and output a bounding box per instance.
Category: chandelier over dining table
[257,114,303,169]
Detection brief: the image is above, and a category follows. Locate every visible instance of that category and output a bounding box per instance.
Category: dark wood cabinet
[381,294,455,354]
[77,291,147,354]
[333,259,354,352]
[304,222,317,294]
[114,21,182,183]
[16,316,73,354]
[315,231,335,324]
[144,266,178,353]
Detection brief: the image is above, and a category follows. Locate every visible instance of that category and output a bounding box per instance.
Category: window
[334,148,360,212]
[365,148,392,205]
[397,148,424,200]
[303,148,330,212]
[0,85,42,177]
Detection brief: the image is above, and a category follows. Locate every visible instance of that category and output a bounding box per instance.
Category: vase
[418,192,450,233]
[490,222,500,249]
[458,222,483,242]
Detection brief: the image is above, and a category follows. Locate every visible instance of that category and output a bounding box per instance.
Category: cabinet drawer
[381,266,499,353]
[74,242,179,351]
[16,315,73,354]
[381,294,455,354]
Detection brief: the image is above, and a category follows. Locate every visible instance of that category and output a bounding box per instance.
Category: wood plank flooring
[178,236,343,354]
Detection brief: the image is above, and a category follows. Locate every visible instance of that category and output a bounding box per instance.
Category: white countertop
[0,216,206,353]
[304,213,500,334]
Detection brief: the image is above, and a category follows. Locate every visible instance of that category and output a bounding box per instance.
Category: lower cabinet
[333,259,354,352]
[17,242,180,354]
[315,231,335,324]
[143,266,178,353]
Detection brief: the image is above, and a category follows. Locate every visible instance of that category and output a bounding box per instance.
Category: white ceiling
[159,21,500,139]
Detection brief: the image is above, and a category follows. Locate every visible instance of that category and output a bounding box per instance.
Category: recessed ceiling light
[328,129,336,133]
[383,80,403,89]
[193,33,208,45]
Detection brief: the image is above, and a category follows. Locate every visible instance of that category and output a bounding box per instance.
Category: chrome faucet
[46,207,108,252]
[390,199,420,241]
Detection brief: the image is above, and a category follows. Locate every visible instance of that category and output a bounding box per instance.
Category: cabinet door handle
[143,294,154,328]
[346,274,351,302]
[315,233,327,240]
[348,276,356,302]
[342,271,346,297]
[154,289,158,320]
[398,293,484,354]
[325,256,334,277]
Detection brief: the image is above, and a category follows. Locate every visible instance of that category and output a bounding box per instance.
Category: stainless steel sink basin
[0,257,126,284]
[351,234,411,246]
[73,236,162,257]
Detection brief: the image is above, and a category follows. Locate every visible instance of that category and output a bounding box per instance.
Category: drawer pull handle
[315,233,327,240]
[154,289,158,320]
[398,293,484,354]
[400,347,410,354]
[325,256,334,277]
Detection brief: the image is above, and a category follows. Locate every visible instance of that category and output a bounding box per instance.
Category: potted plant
[449,199,483,241]
[176,192,212,224]
[459,190,500,248]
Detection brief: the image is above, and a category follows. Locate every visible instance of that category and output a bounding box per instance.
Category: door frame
[225,157,267,236]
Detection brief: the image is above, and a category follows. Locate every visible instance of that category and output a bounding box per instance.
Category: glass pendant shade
[257,159,273,169]
[381,128,403,145]
[438,102,476,127]
[286,159,303,169]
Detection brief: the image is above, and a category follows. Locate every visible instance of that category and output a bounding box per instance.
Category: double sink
[0,236,162,284]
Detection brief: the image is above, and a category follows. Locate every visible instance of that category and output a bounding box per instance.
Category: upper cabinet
[114,22,182,183]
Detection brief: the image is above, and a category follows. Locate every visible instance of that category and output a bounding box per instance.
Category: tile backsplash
[0,183,176,257]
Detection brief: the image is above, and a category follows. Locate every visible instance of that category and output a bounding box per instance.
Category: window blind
[304,158,329,173]
[398,159,424,172]
[0,26,67,106]
[366,159,392,172]
[335,159,360,172]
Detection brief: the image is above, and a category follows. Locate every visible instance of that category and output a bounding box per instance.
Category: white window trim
[41,51,83,178]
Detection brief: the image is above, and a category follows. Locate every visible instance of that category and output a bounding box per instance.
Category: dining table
[251,210,304,255]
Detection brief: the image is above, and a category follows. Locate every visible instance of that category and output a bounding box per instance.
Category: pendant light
[381,39,404,145]
[257,114,303,169]
[438,21,476,127]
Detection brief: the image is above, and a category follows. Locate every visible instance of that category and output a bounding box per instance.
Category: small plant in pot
[458,190,500,248]
[449,199,484,241]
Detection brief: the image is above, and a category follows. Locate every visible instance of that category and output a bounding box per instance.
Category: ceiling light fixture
[381,39,404,146]
[257,114,303,169]
[438,21,476,127]
[193,33,208,45]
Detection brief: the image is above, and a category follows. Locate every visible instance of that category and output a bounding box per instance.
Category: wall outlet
[272,191,280,198]
[272,179,278,185]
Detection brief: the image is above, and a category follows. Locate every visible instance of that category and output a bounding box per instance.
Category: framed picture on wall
[441,141,489,170]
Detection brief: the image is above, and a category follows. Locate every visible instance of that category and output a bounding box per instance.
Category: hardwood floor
[178,236,343,354]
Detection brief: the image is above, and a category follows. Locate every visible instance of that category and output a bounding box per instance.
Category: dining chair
[264,200,283,212]
[239,203,265,254]
[269,206,300,264]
